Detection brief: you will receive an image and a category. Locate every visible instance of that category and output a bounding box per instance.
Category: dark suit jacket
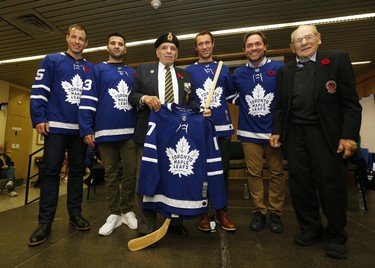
[129,62,196,145]
[272,51,362,153]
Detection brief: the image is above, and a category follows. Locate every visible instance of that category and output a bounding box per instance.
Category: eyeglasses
[294,34,317,45]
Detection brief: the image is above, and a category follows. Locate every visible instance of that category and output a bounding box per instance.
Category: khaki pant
[242,142,285,215]
[98,140,137,215]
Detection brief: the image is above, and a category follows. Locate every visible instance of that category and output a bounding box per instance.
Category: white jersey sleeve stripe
[80,95,98,101]
[142,156,158,163]
[32,84,50,92]
[144,143,157,150]
[30,95,48,102]
[79,106,96,111]
[207,157,222,163]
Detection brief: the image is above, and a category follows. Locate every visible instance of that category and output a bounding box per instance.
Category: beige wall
[4,86,33,179]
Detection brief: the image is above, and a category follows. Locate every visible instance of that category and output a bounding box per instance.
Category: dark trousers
[218,135,231,190]
[286,124,348,244]
[38,133,87,223]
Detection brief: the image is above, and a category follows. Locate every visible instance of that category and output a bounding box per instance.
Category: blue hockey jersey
[186,61,235,137]
[231,59,283,143]
[30,52,93,135]
[78,62,136,143]
[138,103,228,218]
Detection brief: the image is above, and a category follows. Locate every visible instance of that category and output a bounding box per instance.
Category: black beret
[154,32,179,48]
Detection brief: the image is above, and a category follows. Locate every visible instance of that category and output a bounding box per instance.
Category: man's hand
[143,95,161,112]
[203,108,211,118]
[35,122,49,136]
[84,134,96,148]
[270,134,282,148]
[337,139,357,159]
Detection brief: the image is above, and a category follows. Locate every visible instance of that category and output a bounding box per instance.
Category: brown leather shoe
[198,214,210,232]
[216,210,236,231]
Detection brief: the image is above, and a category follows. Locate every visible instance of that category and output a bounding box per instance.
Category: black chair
[84,164,105,200]
[228,141,247,179]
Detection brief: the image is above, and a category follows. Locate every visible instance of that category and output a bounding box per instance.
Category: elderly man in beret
[129,32,210,241]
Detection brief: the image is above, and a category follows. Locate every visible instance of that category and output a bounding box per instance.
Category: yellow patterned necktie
[164,66,174,103]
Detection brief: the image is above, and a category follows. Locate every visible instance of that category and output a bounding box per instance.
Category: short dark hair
[67,24,88,39]
[242,31,268,49]
[194,31,214,47]
[108,32,126,43]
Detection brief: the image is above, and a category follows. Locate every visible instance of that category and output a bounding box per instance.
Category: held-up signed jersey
[138,103,227,218]
[30,52,93,135]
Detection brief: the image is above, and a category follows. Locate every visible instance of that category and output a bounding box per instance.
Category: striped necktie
[164,66,174,103]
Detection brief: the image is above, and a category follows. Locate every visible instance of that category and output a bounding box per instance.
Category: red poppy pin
[321,58,330,65]
[177,72,183,79]
[83,66,89,72]
[268,70,275,77]
[132,72,135,77]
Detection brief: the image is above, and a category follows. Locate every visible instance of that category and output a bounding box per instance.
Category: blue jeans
[1,166,16,192]
[38,133,87,223]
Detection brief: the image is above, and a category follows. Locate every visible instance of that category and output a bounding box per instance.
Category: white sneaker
[5,181,14,190]
[121,211,138,230]
[98,214,122,236]
[8,191,18,197]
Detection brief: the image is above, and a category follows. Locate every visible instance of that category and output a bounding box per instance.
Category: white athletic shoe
[8,191,18,197]
[98,214,122,236]
[121,211,138,230]
[5,181,14,190]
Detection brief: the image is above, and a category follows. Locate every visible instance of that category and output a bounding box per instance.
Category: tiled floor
[1,176,374,267]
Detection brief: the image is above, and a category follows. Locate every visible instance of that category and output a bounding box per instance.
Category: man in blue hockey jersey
[79,32,138,236]
[231,32,285,234]
[186,31,236,232]
[29,24,92,247]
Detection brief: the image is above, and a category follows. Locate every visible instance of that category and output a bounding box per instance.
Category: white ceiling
[0,0,374,89]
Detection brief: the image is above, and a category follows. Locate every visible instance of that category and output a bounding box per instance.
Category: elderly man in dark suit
[129,32,210,240]
[270,25,362,259]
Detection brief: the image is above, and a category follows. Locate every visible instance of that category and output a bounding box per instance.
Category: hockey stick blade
[128,218,171,251]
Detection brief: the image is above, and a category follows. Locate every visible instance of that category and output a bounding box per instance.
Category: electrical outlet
[11,144,20,149]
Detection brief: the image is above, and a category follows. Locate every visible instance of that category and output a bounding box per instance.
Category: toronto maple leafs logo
[196,77,223,109]
[108,80,132,111]
[166,137,199,178]
[245,84,274,117]
[62,74,85,106]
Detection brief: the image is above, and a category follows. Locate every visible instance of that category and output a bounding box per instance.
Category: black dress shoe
[69,215,90,231]
[168,224,189,236]
[249,211,266,231]
[269,213,284,233]
[28,223,51,247]
[294,231,325,246]
[325,242,347,259]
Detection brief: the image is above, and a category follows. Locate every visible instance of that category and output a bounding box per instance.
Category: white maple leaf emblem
[165,137,199,178]
[196,77,223,108]
[62,74,84,106]
[108,80,132,111]
[245,84,274,117]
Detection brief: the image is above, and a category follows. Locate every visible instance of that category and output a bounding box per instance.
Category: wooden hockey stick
[204,60,223,109]
[128,218,171,251]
